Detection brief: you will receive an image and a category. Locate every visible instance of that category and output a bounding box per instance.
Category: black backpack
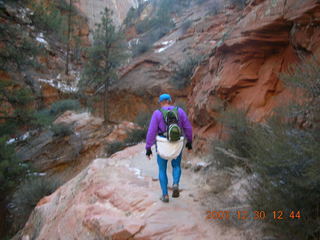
[159,107,182,142]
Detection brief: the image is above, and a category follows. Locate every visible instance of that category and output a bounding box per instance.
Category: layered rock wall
[74,0,140,30]
[188,0,320,151]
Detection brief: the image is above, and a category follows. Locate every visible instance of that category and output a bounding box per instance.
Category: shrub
[51,123,73,137]
[229,0,247,9]
[29,1,67,41]
[196,0,210,5]
[210,108,252,171]
[124,128,147,145]
[135,1,175,35]
[170,56,202,89]
[181,20,192,33]
[31,109,55,128]
[9,177,61,233]
[132,40,152,57]
[134,111,151,129]
[282,56,320,99]
[136,18,155,34]
[49,99,80,117]
[105,141,127,157]
[132,25,171,57]
[175,100,187,111]
[124,7,137,27]
[0,137,28,196]
[0,84,35,136]
[0,22,39,72]
[210,57,320,239]
[208,0,223,15]
[124,111,151,145]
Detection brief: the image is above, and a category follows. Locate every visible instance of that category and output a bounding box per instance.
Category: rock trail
[17,144,245,240]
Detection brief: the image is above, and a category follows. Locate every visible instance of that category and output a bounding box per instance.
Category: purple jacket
[145,106,193,149]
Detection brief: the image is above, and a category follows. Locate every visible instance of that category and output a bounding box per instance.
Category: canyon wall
[74,0,140,30]
[104,0,320,152]
[188,0,320,151]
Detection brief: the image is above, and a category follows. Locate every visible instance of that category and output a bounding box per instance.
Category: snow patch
[6,138,16,144]
[129,167,144,179]
[196,161,208,167]
[31,172,47,177]
[128,38,140,49]
[38,71,80,93]
[6,131,31,144]
[155,40,175,53]
[36,33,48,46]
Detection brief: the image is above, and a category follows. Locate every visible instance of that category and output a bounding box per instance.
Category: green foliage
[181,20,192,33]
[211,109,252,170]
[51,123,73,137]
[80,8,127,122]
[31,109,54,128]
[196,0,210,4]
[105,141,127,157]
[0,22,40,72]
[210,57,320,239]
[29,1,68,41]
[175,100,187,111]
[170,56,202,89]
[10,177,61,233]
[80,8,127,90]
[208,0,223,15]
[132,25,171,57]
[0,137,28,196]
[282,57,320,99]
[229,0,247,9]
[124,111,150,145]
[132,40,152,57]
[134,0,183,36]
[0,83,35,136]
[136,14,175,35]
[105,112,150,156]
[124,7,137,27]
[124,5,145,27]
[50,99,81,117]
[124,129,147,145]
[134,111,151,129]
[31,99,80,129]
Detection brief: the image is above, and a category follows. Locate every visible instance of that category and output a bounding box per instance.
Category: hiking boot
[160,194,169,203]
[172,184,180,198]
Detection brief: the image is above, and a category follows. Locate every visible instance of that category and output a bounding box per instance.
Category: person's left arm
[145,110,159,157]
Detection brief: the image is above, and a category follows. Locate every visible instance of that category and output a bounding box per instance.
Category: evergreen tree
[80,8,127,123]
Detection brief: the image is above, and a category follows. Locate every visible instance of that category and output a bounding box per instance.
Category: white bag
[156,136,184,161]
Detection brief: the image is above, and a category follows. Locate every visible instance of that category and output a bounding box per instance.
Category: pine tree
[80,8,127,123]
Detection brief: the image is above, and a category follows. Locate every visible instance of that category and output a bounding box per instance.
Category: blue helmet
[159,93,172,103]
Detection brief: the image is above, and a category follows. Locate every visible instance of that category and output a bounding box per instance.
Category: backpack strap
[172,106,179,121]
[159,107,180,122]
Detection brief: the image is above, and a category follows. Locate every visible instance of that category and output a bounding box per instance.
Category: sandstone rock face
[15,144,249,240]
[16,111,137,180]
[74,0,139,30]
[0,1,90,121]
[187,0,320,151]
[101,0,320,151]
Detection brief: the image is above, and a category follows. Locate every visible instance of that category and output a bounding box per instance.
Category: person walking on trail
[145,93,193,203]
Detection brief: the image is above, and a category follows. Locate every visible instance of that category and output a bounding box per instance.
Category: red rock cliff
[188,0,320,151]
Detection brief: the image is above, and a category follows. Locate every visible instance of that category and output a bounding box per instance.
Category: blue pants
[157,153,182,196]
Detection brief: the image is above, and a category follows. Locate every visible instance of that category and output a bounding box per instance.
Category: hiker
[146,93,193,203]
